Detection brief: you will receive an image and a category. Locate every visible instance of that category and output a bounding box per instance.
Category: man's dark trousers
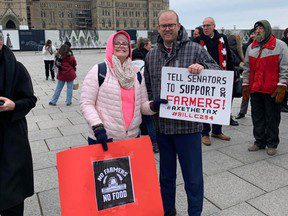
[202,123,222,136]
[250,92,281,148]
[157,132,203,216]
[0,202,24,216]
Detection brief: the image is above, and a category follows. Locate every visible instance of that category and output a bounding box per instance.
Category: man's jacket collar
[252,35,276,50]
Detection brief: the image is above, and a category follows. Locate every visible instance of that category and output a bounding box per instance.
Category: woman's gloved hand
[92,124,113,151]
[150,98,168,112]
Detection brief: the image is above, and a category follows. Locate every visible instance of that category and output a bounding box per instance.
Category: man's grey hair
[158,10,179,24]
[203,17,216,25]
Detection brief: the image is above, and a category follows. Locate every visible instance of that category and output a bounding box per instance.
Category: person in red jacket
[242,20,288,156]
[49,44,77,106]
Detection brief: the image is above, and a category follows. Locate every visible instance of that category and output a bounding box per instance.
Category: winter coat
[228,35,244,63]
[57,55,77,82]
[42,45,56,61]
[243,38,254,57]
[282,36,288,46]
[144,26,221,134]
[194,30,234,71]
[243,35,288,94]
[80,31,152,141]
[132,48,149,61]
[0,45,37,210]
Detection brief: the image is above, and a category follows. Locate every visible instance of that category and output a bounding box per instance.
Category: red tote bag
[57,136,163,216]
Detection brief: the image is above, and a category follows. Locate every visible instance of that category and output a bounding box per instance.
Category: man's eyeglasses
[202,24,213,28]
[159,24,177,30]
[114,41,129,47]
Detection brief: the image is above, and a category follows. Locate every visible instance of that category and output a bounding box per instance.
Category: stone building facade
[0,0,169,30]
[0,0,28,29]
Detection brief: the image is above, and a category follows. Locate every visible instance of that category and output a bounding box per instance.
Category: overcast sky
[170,0,288,30]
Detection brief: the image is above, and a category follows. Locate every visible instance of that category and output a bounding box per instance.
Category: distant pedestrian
[192,26,203,40]
[132,37,152,61]
[49,44,77,106]
[235,28,256,119]
[0,31,37,216]
[243,20,288,156]
[228,34,244,65]
[242,28,256,55]
[132,37,159,153]
[42,39,57,81]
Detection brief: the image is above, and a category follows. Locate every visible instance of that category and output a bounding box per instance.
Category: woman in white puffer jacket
[80,31,160,151]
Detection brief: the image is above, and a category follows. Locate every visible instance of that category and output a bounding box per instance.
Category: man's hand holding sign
[188,63,205,74]
[159,66,234,125]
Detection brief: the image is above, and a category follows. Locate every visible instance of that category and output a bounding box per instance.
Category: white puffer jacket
[80,60,153,141]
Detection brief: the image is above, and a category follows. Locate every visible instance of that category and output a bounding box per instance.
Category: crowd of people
[1,9,288,216]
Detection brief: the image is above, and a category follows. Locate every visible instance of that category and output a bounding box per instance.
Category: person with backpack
[49,44,77,106]
[80,31,155,150]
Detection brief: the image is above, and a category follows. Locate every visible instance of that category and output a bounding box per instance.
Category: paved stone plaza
[14,50,288,216]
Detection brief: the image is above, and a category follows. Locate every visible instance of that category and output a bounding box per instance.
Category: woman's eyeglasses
[114,41,129,47]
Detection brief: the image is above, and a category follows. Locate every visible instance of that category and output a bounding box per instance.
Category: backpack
[98,62,143,87]
[55,55,63,69]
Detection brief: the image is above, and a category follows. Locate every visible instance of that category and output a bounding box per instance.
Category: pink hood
[105,30,132,67]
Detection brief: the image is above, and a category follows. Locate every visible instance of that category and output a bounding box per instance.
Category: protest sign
[160,67,234,125]
[57,137,163,216]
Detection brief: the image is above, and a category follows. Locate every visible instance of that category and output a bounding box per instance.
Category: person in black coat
[132,37,151,61]
[194,17,235,146]
[0,32,37,216]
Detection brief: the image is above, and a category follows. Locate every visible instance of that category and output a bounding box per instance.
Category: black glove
[150,98,168,112]
[92,124,113,151]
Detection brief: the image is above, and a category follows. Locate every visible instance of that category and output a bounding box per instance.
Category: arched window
[5,20,16,29]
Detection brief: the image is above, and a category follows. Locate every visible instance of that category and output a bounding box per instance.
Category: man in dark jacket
[194,17,234,145]
[0,31,37,215]
[145,10,220,216]
[242,20,288,156]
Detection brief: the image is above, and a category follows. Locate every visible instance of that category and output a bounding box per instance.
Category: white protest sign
[159,67,234,125]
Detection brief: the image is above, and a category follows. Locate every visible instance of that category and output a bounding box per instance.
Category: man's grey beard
[255,33,265,42]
